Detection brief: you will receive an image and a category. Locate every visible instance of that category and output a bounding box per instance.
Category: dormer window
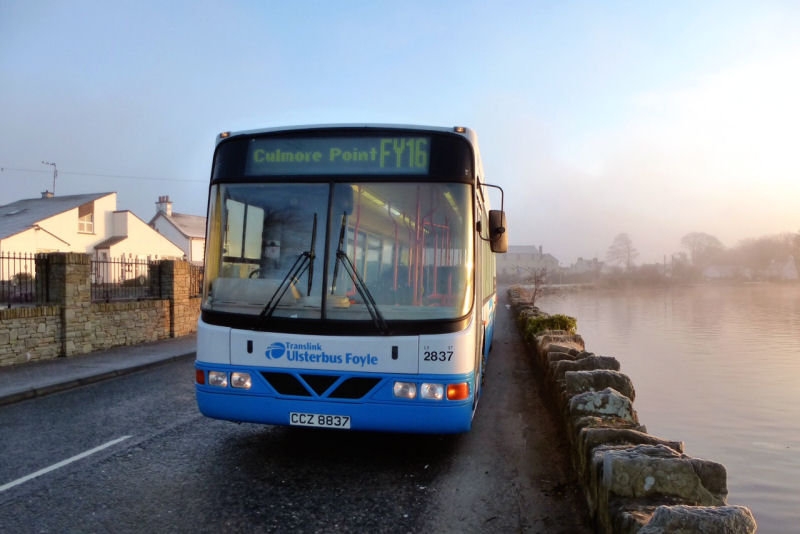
[78,202,94,233]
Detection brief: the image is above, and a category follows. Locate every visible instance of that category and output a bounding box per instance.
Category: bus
[195,124,507,433]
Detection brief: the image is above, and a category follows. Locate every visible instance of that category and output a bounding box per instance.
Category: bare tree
[521,267,547,307]
[681,232,724,266]
[606,233,638,271]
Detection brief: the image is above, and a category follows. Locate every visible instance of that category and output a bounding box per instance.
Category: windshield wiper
[258,213,317,324]
[331,212,389,335]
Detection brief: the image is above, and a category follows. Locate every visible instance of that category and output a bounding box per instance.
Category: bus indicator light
[196,369,205,385]
[393,381,417,399]
[447,383,469,401]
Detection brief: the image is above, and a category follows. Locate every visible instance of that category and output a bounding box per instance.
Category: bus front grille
[260,372,311,396]
[328,377,381,399]
[260,372,381,400]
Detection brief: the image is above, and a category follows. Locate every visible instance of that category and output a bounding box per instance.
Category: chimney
[41,190,54,199]
[539,245,543,255]
[156,195,173,217]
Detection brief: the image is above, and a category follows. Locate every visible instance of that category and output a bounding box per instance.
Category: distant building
[496,245,560,280]
[149,195,206,264]
[764,256,799,281]
[567,257,603,277]
[702,265,751,281]
[0,192,184,261]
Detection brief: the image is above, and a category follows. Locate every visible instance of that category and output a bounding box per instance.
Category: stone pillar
[35,253,49,305]
[148,262,161,299]
[159,259,192,337]
[47,253,93,357]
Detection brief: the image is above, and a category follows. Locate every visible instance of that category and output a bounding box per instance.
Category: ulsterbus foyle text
[194,124,508,433]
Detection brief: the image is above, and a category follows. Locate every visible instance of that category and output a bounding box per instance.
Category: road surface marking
[0,435,132,493]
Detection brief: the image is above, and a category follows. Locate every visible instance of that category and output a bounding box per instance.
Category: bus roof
[217,123,479,147]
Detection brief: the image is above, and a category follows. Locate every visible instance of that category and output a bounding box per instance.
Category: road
[0,292,590,533]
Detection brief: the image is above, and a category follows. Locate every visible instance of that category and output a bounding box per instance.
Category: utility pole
[41,161,57,194]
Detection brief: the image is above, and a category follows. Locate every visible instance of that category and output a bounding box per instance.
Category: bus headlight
[420,383,444,400]
[231,372,252,389]
[393,381,417,399]
[208,371,228,387]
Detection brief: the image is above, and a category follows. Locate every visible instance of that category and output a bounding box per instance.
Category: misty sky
[2,1,799,264]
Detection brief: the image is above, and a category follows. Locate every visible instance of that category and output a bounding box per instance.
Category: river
[538,284,800,533]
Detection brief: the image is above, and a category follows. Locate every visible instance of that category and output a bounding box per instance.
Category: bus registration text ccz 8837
[289,412,352,429]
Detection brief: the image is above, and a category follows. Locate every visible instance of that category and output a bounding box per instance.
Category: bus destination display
[246,136,430,175]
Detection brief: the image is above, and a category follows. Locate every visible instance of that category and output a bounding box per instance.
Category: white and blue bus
[195,124,507,433]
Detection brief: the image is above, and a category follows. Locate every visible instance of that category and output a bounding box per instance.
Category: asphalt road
[0,292,590,533]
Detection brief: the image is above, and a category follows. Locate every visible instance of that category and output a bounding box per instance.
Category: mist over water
[539,284,800,534]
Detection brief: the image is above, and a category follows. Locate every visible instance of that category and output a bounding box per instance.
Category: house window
[78,202,94,233]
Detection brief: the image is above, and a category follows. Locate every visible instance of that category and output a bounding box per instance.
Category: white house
[0,191,184,261]
[149,196,206,264]
[496,245,561,280]
[764,256,799,281]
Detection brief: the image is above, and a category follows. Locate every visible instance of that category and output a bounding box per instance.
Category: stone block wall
[507,285,757,534]
[89,300,171,349]
[158,260,201,337]
[176,298,202,337]
[0,306,61,366]
[0,253,199,367]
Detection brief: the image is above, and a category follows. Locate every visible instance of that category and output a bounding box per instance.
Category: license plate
[289,412,351,429]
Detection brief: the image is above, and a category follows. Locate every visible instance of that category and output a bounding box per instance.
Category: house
[149,196,206,264]
[566,257,603,280]
[496,245,561,280]
[764,256,799,281]
[702,265,751,281]
[0,191,184,261]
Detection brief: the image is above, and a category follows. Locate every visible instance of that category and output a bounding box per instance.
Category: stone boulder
[637,505,757,534]
[546,351,588,365]
[565,369,636,401]
[547,344,582,356]
[550,356,620,381]
[568,387,636,422]
[573,415,647,435]
[576,427,684,480]
[592,444,728,511]
[536,332,584,355]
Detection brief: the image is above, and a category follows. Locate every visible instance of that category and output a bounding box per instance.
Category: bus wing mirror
[488,210,507,253]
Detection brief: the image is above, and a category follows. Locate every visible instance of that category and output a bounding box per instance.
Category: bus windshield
[203,181,473,322]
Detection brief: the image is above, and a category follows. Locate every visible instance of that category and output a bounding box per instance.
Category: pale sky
[2,1,799,264]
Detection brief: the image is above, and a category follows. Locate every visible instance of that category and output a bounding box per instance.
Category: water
[538,284,800,533]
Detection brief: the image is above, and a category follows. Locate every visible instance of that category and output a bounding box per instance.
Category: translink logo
[265,342,286,359]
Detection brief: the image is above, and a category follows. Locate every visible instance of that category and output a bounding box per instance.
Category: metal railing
[189,264,204,297]
[0,252,40,307]
[91,257,160,302]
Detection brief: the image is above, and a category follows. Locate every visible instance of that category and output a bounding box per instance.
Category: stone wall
[90,300,171,349]
[0,306,61,366]
[158,260,201,337]
[0,253,199,367]
[507,285,757,534]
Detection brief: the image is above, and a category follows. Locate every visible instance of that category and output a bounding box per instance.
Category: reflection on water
[539,284,800,534]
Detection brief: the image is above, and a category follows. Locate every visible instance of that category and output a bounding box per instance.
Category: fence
[1,254,202,366]
[189,264,204,297]
[0,252,40,308]
[91,257,160,302]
